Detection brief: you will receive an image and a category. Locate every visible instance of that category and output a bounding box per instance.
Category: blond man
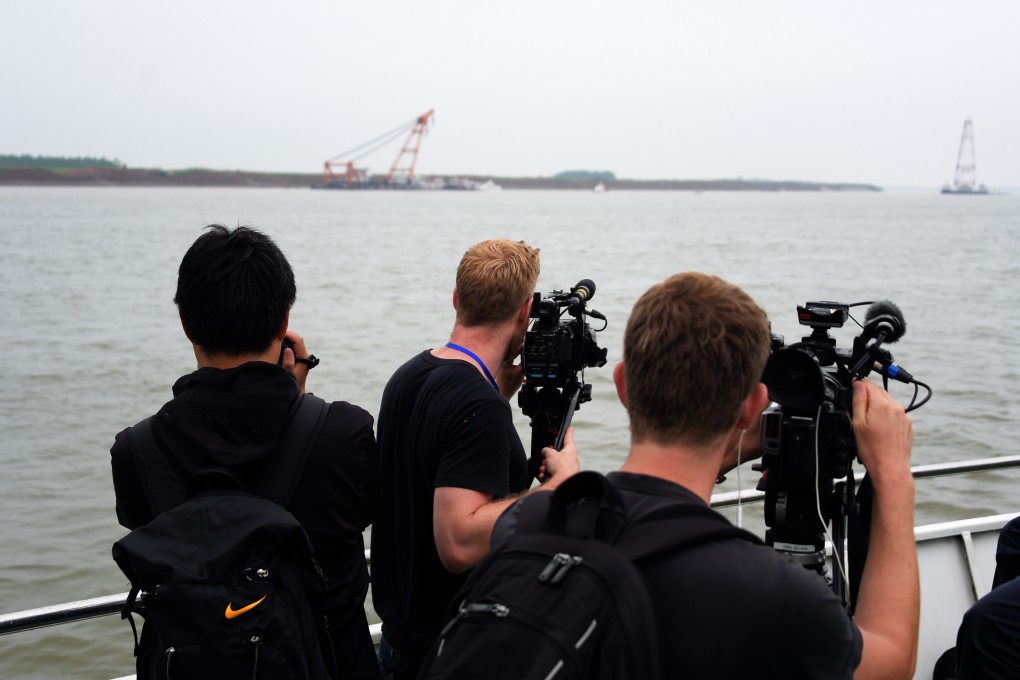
[371,239,579,678]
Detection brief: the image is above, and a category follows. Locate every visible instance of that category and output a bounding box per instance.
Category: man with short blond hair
[371,238,579,679]
[454,239,541,326]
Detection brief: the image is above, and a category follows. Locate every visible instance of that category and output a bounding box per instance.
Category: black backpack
[418,471,761,680]
[112,394,334,680]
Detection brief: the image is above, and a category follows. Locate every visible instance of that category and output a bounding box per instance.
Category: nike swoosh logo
[225,595,267,620]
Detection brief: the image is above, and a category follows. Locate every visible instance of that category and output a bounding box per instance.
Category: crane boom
[386,109,435,184]
[322,109,434,188]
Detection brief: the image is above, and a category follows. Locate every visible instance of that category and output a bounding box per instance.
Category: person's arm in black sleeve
[993,516,1020,588]
[110,427,153,530]
[358,416,380,531]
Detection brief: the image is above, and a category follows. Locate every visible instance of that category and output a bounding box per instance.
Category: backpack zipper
[437,602,510,656]
[468,542,656,676]
[251,635,262,680]
[440,602,509,636]
[439,603,581,677]
[538,553,584,584]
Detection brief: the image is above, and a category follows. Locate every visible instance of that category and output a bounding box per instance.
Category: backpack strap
[503,471,761,566]
[614,501,763,564]
[535,470,761,563]
[120,586,145,656]
[187,467,250,497]
[129,393,329,514]
[259,393,329,507]
[547,470,629,541]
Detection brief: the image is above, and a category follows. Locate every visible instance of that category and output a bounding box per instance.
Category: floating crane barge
[941,118,989,195]
[317,109,434,189]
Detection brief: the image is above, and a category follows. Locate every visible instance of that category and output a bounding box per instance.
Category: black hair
[174,224,296,356]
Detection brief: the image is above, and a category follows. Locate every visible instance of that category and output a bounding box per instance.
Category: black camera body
[758,303,860,568]
[522,291,606,390]
[518,280,608,479]
[756,299,924,607]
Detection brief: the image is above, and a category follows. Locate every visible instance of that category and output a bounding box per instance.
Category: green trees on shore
[0,154,124,170]
[553,170,616,181]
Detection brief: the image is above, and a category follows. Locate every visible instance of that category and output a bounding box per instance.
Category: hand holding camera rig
[518,279,608,481]
[756,299,931,610]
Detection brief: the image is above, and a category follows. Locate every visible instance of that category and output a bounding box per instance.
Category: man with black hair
[111,224,381,679]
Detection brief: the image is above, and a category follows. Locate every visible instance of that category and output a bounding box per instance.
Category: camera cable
[816,405,850,593]
[736,429,747,528]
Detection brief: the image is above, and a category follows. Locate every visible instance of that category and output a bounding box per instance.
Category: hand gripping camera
[519,279,608,480]
[756,300,931,610]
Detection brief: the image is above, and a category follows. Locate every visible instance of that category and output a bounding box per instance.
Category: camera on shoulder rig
[756,299,931,610]
[519,279,608,480]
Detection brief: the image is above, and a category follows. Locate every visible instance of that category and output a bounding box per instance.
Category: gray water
[1,186,1018,678]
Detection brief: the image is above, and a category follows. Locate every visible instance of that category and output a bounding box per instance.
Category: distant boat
[593,181,607,193]
[942,119,989,195]
[476,179,503,191]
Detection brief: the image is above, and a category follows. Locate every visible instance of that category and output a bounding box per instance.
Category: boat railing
[3,454,1020,638]
[0,549,376,641]
[711,453,1020,507]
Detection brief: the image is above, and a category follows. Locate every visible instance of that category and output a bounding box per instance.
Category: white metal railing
[4,455,1020,637]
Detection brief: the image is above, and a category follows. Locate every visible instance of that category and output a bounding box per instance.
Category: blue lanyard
[445,342,499,392]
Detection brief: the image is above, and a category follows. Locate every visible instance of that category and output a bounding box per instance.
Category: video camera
[519,279,608,479]
[755,299,931,609]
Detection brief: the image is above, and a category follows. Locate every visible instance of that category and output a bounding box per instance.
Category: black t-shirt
[607,472,863,679]
[371,351,530,650]
[491,471,863,679]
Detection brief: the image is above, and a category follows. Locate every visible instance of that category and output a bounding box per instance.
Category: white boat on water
[3,455,1018,680]
[475,179,503,191]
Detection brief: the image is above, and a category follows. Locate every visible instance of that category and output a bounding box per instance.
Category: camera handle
[525,381,585,482]
[553,385,581,451]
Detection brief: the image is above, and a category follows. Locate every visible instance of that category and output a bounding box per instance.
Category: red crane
[322,109,434,188]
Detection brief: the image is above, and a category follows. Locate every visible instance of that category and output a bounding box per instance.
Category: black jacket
[111,361,379,614]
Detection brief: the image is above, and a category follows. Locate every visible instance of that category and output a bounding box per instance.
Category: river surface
[1,186,1018,678]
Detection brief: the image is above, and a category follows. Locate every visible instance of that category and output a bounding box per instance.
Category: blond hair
[623,272,770,446]
[455,239,541,326]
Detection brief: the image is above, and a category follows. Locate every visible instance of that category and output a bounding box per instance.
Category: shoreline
[0,167,881,192]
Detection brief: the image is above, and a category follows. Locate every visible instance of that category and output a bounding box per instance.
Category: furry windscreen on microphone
[864,300,906,342]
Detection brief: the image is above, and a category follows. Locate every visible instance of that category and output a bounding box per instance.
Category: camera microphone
[562,279,596,310]
[562,279,607,321]
[850,300,907,379]
[863,300,906,344]
[571,279,596,303]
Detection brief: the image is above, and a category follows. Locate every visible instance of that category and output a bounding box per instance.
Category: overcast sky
[3,0,1017,187]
